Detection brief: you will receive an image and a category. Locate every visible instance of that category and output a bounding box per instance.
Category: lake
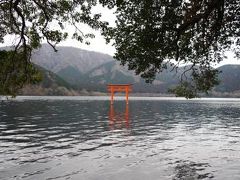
[1,96,240,180]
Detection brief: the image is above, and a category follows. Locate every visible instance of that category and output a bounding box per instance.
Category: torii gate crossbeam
[107,84,132,104]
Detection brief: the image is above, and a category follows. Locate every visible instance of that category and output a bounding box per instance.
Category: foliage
[169,67,220,98]
[103,0,240,97]
[215,65,240,92]
[0,0,240,97]
[0,50,42,96]
[0,0,107,95]
[36,65,72,89]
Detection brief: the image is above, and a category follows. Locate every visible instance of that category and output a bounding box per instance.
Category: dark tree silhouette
[103,0,240,98]
[0,0,239,97]
[0,0,107,95]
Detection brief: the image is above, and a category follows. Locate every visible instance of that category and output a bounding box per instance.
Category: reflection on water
[1,97,240,179]
[109,104,130,130]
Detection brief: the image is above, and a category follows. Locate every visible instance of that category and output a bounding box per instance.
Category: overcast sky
[59,29,116,56]
[58,5,116,56]
[0,5,116,56]
[0,5,239,66]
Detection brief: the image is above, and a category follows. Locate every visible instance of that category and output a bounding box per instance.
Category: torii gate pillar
[107,84,132,104]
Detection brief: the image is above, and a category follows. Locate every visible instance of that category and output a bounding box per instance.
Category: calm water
[1,96,240,180]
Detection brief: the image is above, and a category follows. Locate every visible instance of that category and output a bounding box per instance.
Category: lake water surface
[1,96,240,180]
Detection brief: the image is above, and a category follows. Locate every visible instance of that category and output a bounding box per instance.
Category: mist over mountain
[32,44,114,74]
[215,65,240,93]
[19,66,79,96]
[2,44,240,96]
[30,45,240,95]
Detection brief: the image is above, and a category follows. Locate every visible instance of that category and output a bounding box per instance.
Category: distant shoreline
[1,95,240,102]
[15,90,240,98]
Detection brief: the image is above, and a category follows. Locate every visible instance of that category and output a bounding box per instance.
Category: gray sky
[58,28,116,56]
[2,31,238,67]
[0,5,116,56]
[0,5,239,66]
[59,5,116,56]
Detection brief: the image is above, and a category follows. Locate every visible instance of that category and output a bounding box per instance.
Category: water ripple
[1,99,240,179]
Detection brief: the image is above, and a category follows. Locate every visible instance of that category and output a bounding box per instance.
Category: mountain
[31,45,240,94]
[76,61,240,94]
[32,44,114,73]
[80,61,180,93]
[19,66,79,96]
[215,65,240,93]
[31,44,114,86]
[2,44,240,96]
[1,44,182,93]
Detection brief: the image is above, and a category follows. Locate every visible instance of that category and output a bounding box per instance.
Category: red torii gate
[107,84,132,104]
